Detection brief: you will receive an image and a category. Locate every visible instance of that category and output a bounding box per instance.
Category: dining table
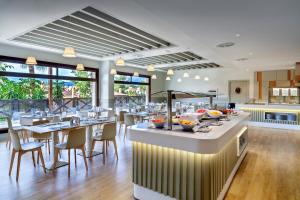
[22,117,115,170]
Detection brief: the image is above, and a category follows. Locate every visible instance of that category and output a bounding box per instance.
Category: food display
[151,117,166,129]
[172,116,180,125]
[207,110,223,118]
[178,118,197,131]
[196,109,207,114]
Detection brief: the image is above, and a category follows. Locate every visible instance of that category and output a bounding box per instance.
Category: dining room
[1,0,300,200]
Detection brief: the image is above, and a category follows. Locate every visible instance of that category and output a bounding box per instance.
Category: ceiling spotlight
[133,72,139,76]
[183,72,189,78]
[115,57,125,66]
[25,56,37,65]
[204,77,209,81]
[110,68,117,75]
[63,47,76,57]
[151,74,157,79]
[216,42,235,48]
[177,78,182,82]
[235,33,241,37]
[195,75,200,80]
[147,64,155,72]
[76,64,85,71]
[166,76,171,81]
[167,69,174,75]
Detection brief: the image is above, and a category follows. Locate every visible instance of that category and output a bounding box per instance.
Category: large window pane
[132,76,149,83]
[58,68,95,78]
[114,74,131,82]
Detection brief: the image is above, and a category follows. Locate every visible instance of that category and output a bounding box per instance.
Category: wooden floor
[0,127,300,200]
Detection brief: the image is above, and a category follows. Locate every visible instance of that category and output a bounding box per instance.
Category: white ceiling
[0,0,300,71]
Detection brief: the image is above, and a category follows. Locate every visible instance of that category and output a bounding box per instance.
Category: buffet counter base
[132,136,247,200]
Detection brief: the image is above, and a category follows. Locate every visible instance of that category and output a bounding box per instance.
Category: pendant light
[26,56,37,65]
[110,68,117,75]
[183,72,189,78]
[151,74,157,79]
[63,16,76,57]
[166,76,171,81]
[133,72,139,77]
[76,64,84,71]
[167,69,174,75]
[63,47,76,57]
[195,75,200,80]
[147,64,155,72]
[115,57,125,66]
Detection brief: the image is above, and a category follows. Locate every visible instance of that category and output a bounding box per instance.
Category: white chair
[91,122,118,164]
[123,113,135,141]
[8,121,46,181]
[54,127,88,177]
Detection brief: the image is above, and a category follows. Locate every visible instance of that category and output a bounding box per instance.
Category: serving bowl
[207,110,223,118]
[151,117,166,129]
[178,118,197,131]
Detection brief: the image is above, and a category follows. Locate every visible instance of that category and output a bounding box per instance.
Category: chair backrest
[124,113,135,126]
[66,127,86,148]
[101,122,116,140]
[119,111,127,122]
[32,119,49,126]
[6,117,13,131]
[9,128,22,151]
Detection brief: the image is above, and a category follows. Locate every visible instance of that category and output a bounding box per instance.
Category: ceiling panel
[10,6,172,58]
[171,63,221,71]
[126,51,203,66]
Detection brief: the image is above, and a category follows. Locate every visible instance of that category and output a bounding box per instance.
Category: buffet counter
[128,112,250,200]
[237,104,300,130]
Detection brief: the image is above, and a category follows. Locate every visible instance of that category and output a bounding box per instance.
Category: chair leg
[90,140,96,158]
[9,149,16,176]
[61,133,65,143]
[81,146,88,171]
[102,141,106,165]
[16,152,22,181]
[68,149,70,177]
[47,139,50,155]
[53,148,59,170]
[106,141,109,156]
[38,148,46,174]
[123,125,127,142]
[31,151,36,167]
[118,123,122,136]
[74,149,77,166]
[112,139,118,160]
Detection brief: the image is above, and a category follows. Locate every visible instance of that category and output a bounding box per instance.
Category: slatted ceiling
[14,37,106,57]
[126,51,203,66]
[42,24,139,51]
[21,33,120,55]
[34,28,132,52]
[82,6,170,47]
[11,6,172,57]
[171,63,221,71]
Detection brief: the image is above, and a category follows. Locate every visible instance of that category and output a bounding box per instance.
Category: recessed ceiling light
[204,77,209,81]
[195,75,200,80]
[183,72,189,78]
[177,78,182,82]
[235,58,249,61]
[235,33,240,37]
[216,42,235,48]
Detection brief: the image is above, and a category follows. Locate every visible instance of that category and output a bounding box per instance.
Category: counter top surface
[237,104,300,110]
[128,112,250,154]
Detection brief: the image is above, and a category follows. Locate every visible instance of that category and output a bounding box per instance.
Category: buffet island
[128,111,250,200]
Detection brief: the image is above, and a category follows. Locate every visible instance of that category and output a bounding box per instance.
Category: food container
[207,110,223,118]
[151,116,166,128]
[178,117,197,131]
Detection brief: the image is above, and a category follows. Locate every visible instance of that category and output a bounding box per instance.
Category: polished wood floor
[0,127,300,200]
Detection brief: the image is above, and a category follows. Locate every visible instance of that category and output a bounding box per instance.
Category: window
[0,56,99,118]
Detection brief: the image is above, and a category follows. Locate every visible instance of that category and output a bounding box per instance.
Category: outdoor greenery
[72,70,92,98]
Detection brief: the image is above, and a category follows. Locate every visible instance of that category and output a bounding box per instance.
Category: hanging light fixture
[62,16,76,58]
[195,75,200,80]
[166,76,171,81]
[183,72,189,78]
[115,57,125,66]
[110,68,117,75]
[147,64,155,72]
[76,64,85,71]
[63,47,76,57]
[151,74,157,79]
[177,78,182,82]
[133,72,139,77]
[25,56,37,65]
[167,69,174,75]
